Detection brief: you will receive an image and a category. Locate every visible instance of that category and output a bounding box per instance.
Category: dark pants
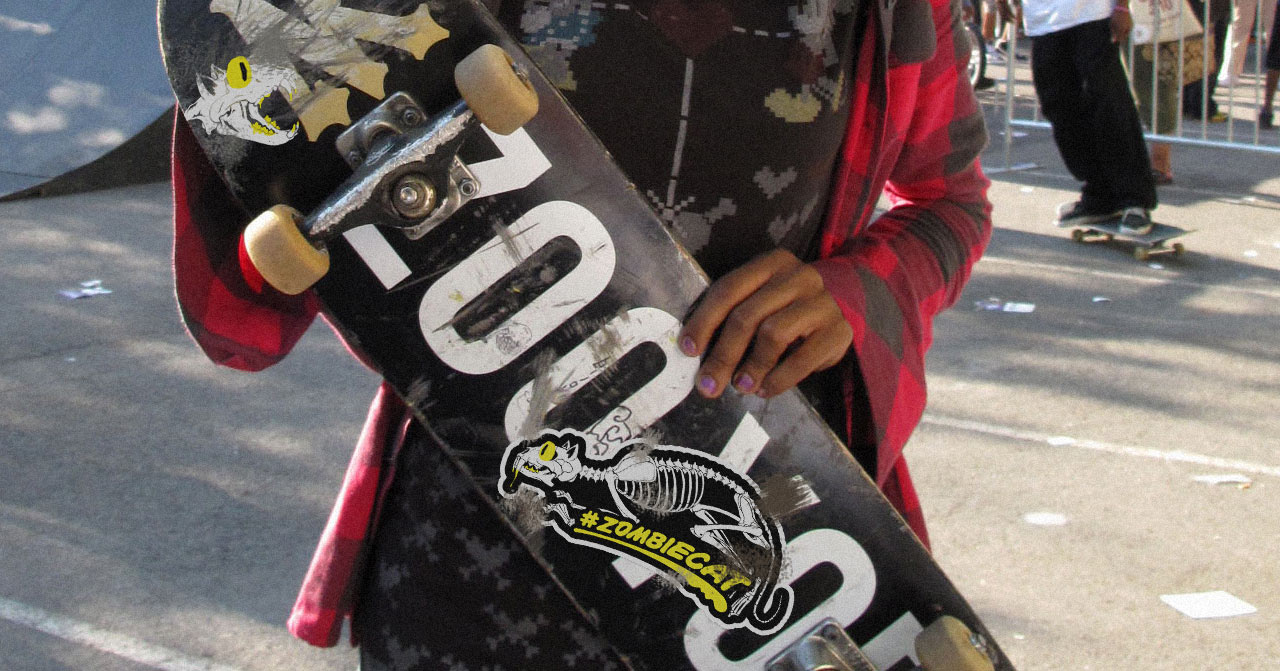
[1268,0,1280,70]
[1031,19,1157,212]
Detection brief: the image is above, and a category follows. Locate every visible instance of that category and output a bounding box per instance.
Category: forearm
[808,0,992,464]
[818,0,992,331]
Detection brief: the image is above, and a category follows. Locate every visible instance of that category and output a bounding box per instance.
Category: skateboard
[1066,218,1191,261]
[158,1,1013,669]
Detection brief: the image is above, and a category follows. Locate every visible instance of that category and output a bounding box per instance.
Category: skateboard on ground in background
[1066,218,1191,261]
[158,1,1012,668]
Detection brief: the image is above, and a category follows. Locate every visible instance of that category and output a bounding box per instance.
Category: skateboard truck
[240,45,538,295]
[334,92,481,240]
[769,616,995,671]
[304,92,481,243]
[767,619,877,671]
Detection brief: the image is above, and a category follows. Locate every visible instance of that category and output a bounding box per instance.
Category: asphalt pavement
[916,98,1280,669]
[1,105,1277,670]
[0,184,366,670]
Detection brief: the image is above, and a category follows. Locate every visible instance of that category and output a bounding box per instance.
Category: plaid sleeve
[812,0,992,512]
[172,109,402,647]
[171,108,320,371]
[288,382,409,647]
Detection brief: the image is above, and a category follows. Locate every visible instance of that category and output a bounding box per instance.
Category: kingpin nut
[391,173,438,220]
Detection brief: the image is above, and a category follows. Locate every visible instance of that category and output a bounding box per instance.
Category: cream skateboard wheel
[455,44,539,135]
[242,204,330,295]
[915,615,995,671]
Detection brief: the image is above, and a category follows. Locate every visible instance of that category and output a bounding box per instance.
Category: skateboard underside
[158,1,1012,668]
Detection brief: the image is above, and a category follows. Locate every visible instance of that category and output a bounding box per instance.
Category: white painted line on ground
[921,414,1280,478]
[0,597,245,671]
[981,162,1039,175]
[979,255,1280,300]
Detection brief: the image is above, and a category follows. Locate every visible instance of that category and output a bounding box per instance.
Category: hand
[679,250,853,400]
[1110,7,1133,43]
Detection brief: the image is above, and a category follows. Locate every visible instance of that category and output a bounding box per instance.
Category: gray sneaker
[1056,201,1119,228]
[1116,207,1154,236]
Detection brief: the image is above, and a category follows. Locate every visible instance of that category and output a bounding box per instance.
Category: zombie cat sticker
[186,57,304,145]
[499,429,793,635]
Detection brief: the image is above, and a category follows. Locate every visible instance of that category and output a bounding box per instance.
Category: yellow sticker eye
[226,57,252,89]
[539,441,557,461]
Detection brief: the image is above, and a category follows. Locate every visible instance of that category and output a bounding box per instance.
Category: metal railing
[984,0,1280,171]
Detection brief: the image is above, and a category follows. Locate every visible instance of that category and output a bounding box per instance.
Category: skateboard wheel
[915,616,995,671]
[1134,247,1151,262]
[243,205,330,295]
[455,44,539,135]
[1071,229,1085,242]
[1173,242,1186,257]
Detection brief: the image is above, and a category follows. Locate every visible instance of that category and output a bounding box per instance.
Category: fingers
[680,251,804,360]
[679,250,852,399]
[729,295,835,396]
[694,272,821,397]
[752,321,855,396]
[680,252,805,397]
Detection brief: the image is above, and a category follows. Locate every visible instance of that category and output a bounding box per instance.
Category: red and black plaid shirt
[170,0,990,648]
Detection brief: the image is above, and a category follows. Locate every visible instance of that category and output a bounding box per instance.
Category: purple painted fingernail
[680,336,697,357]
[698,375,717,394]
[734,373,755,392]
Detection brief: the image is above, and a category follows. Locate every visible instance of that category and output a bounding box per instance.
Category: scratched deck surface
[158,1,1011,668]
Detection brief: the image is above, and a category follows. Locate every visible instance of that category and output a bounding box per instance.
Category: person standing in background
[1184,0,1232,121]
[1257,0,1280,126]
[1126,37,1183,183]
[1024,0,1160,233]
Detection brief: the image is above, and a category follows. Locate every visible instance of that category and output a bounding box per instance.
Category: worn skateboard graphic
[159,1,1012,669]
[1066,218,1191,261]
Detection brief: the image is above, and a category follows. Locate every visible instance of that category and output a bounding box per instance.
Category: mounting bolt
[391,174,437,220]
[458,178,479,199]
[400,106,424,127]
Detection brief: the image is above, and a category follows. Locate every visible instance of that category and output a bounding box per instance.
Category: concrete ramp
[0,1,176,199]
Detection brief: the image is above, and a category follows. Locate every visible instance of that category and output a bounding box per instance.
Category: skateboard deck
[1066,218,1191,261]
[158,1,1012,669]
